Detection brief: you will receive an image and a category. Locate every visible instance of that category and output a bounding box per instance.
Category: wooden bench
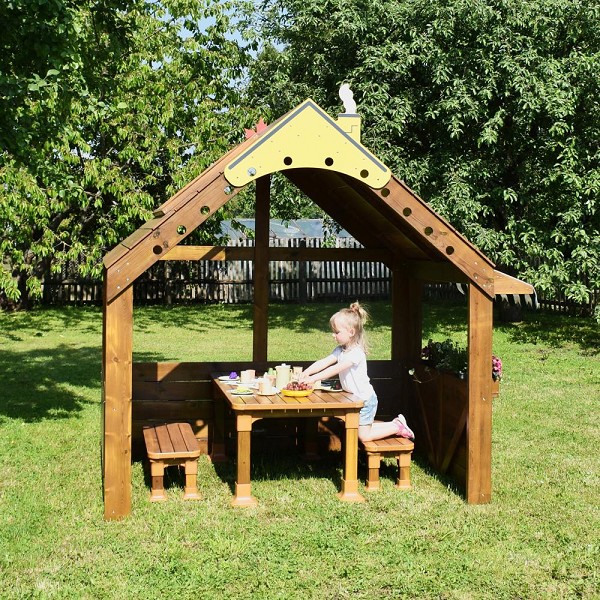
[360,433,414,491]
[143,423,202,501]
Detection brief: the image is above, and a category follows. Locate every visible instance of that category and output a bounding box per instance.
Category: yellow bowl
[281,388,312,397]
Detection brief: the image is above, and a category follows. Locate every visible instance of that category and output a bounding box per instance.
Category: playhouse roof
[103,97,533,302]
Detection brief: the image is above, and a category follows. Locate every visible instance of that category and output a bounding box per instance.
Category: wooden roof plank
[493,270,535,295]
[365,175,496,297]
[155,136,257,216]
[102,242,130,269]
[104,172,243,301]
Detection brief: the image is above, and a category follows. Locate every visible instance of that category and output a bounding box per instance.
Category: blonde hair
[330,301,370,352]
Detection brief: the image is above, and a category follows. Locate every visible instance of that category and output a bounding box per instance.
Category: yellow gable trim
[224,99,391,189]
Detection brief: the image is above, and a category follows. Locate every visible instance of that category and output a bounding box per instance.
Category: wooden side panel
[467,285,494,504]
[133,361,260,381]
[132,381,211,401]
[439,374,468,473]
[102,282,133,520]
[132,360,402,382]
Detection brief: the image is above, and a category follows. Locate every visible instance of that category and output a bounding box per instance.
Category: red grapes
[284,381,312,391]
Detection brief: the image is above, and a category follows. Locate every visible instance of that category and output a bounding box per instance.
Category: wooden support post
[299,239,308,303]
[467,284,493,504]
[102,280,133,520]
[253,175,270,364]
[392,266,422,361]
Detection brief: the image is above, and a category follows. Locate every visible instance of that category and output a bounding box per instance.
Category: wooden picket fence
[42,238,395,305]
[41,237,595,316]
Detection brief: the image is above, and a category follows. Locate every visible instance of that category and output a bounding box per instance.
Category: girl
[299,302,414,442]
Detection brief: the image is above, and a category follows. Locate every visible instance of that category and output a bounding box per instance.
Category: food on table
[321,379,343,390]
[229,371,238,379]
[234,386,253,394]
[284,381,312,391]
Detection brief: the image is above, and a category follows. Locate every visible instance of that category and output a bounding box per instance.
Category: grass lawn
[0,300,598,599]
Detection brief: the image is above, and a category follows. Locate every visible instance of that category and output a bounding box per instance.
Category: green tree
[245,0,600,312]
[0,0,253,308]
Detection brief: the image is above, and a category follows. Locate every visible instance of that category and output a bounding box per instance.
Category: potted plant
[420,338,502,389]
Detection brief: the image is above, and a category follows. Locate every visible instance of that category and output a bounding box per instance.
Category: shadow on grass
[267,301,395,333]
[0,344,100,423]
[0,345,173,423]
[0,306,103,343]
[210,446,344,496]
[139,447,346,499]
[148,447,468,502]
[495,309,600,354]
[132,304,254,333]
[419,299,598,355]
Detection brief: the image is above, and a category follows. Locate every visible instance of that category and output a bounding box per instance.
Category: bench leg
[183,459,201,500]
[366,453,381,491]
[149,460,167,502]
[396,452,412,489]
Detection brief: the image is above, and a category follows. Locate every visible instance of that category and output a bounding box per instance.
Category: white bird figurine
[339,84,357,114]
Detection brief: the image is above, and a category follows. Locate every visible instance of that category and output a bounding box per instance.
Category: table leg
[210,386,227,463]
[232,414,257,507]
[302,417,320,460]
[338,411,365,503]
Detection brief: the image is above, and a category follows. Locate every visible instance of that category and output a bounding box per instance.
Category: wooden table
[212,378,365,506]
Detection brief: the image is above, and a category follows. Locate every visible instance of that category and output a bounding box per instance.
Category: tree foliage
[245,0,600,309]
[0,0,254,307]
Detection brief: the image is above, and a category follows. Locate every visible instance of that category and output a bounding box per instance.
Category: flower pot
[412,364,499,484]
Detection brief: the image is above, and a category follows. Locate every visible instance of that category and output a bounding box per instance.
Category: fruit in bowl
[285,381,312,391]
[282,381,313,397]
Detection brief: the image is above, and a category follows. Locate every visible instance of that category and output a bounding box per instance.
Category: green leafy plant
[421,338,502,380]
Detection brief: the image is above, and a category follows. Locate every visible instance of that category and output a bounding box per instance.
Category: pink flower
[492,356,503,381]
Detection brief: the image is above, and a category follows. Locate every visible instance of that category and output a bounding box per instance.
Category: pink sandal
[394,414,415,439]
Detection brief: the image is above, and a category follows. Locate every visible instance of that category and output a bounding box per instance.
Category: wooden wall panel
[132,381,212,401]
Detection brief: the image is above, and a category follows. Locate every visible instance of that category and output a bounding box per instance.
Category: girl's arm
[301,357,354,385]
[300,355,337,379]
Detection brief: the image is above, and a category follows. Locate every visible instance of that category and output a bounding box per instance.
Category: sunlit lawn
[0,301,598,598]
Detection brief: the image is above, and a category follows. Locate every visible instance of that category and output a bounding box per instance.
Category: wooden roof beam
[104,172,244,302]
[161,245,392,263]
[358,175,497,298]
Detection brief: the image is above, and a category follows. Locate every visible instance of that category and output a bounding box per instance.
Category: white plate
[319,386,344,393]
[231,390,254,396]
[256,388,280,396]
[219,375,239,381]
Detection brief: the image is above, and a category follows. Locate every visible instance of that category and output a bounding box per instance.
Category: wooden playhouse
[102,95,533,519]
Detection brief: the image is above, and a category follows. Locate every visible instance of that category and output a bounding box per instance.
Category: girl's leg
[359,421,398,442]
[359,415,415,442]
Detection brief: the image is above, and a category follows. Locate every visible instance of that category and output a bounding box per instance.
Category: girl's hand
[298,371,311,384]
